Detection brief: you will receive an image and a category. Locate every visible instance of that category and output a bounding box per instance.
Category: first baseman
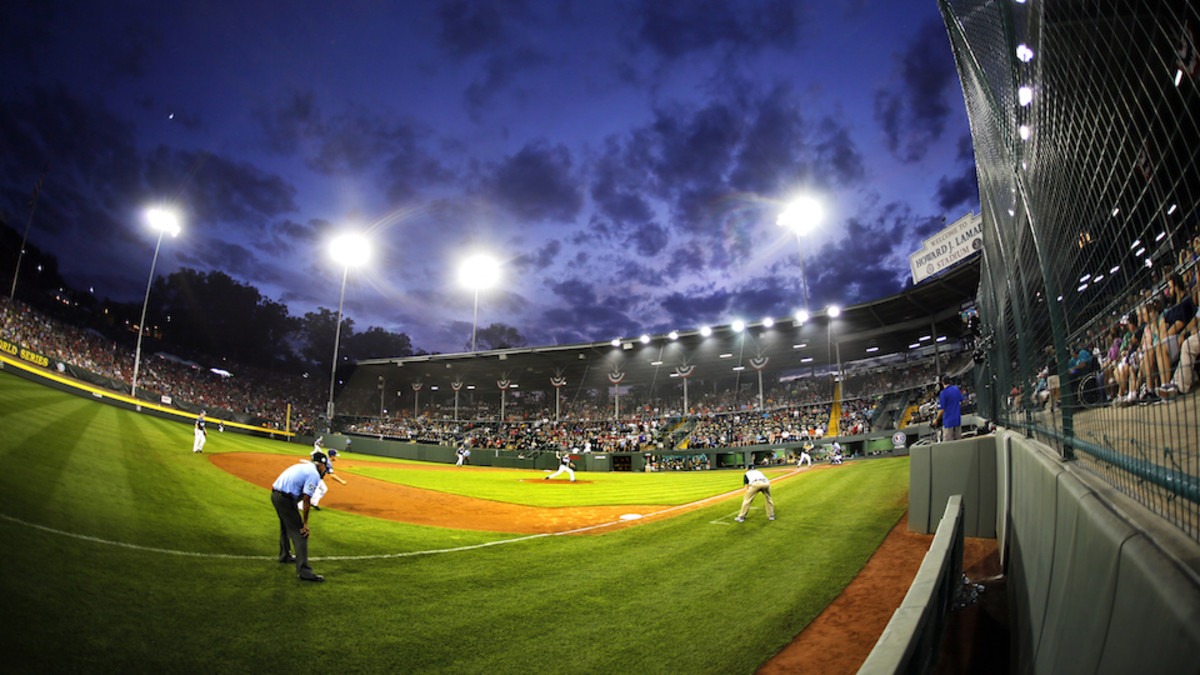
[735,466,774,522]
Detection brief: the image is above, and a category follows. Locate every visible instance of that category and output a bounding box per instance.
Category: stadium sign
[909,211,982,284]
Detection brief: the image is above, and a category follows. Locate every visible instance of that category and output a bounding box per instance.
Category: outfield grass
[0,369,910,673]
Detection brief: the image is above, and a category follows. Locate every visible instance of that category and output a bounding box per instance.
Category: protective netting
[940,0,1200,538]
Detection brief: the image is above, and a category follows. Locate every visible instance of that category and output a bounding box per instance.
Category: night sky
[0,1,978,355]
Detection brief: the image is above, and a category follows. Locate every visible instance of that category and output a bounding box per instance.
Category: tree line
[1,219,525,377]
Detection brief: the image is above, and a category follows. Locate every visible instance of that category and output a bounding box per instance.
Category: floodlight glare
[1018,86,1033,106]
[639,334,651,344]
[776,196,823,236]
[827,305,841,318]
[330,233,371,268]
[145,207,181,237]
[731,320,745,332]
[668,330,679,341]
[699,326,713,337]
[611,338,621,347]
[795,310,809,324]
[762,317,774,328]
[458,253,501,290]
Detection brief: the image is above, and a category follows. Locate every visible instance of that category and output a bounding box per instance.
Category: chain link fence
[940,0,1200,539]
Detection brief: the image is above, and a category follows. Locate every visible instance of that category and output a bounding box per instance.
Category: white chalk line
[0,467,803,562]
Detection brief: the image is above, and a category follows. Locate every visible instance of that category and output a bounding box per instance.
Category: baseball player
[735,466,775,522]
[797,442,813,468]
[829,441,844,465]
[192,411,208,453]
[544,451,576,481]
[299,442,347,511]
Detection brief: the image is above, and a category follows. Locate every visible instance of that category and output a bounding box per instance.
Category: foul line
[0,467,807,562]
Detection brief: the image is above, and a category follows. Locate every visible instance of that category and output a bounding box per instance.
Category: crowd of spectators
[3,294,975,455]
[1,297,325,431]
[1027,234,1199,410]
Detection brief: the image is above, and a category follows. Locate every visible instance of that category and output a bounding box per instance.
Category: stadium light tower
[458,253,501,352]
[777,196,824,313]
[326,232,371,424]
[131,207,181,398]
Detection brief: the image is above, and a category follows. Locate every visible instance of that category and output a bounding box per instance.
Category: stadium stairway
[828,381,841,437]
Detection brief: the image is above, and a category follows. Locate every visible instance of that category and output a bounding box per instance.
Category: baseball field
[0,369,911,673]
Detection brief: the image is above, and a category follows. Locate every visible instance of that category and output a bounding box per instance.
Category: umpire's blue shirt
[273,462,321,499]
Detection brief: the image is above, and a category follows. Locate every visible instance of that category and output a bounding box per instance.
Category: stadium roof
[347,257,979,405]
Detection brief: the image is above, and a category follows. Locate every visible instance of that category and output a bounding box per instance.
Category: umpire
[271,452,329,582]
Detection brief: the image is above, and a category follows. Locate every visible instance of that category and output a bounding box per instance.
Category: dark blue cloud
[873,19,957,162]
[143,146,298,231]
[482,140,583,223]
[936,166,979,214]
[464,47,551,121]
[436,1,515,58]
[512,239,562,272]
[636,0,804,59]
[807,204,943,304]
[626,222,669,257]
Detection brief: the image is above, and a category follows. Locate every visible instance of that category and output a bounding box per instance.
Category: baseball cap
[328,448,339,458]
[312,451,328,465]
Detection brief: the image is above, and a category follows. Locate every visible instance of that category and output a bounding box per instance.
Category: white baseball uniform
[192,413,207,453]
[545,453,575,481]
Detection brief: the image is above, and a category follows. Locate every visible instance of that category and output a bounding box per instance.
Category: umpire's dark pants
[271,489,317,579]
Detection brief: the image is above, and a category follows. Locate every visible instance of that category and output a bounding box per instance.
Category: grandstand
[338,258,978,431]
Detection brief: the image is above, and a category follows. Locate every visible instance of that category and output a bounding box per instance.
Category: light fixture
[795,310,810,324]
[639,334,651,344]
[700,326,713,337]
[1019,125,1030,140]
[762,317,774,328]
[1016,44,1034,62]
[459,253,501,353]
[731,320,745,332]
[611,338,621,347]
[827,305,841,318]
[668,330,679,341]
[866,346,879,353]
[1018,86,1032,106]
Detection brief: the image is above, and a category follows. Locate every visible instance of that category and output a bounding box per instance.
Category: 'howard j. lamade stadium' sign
[909,211,983,285]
